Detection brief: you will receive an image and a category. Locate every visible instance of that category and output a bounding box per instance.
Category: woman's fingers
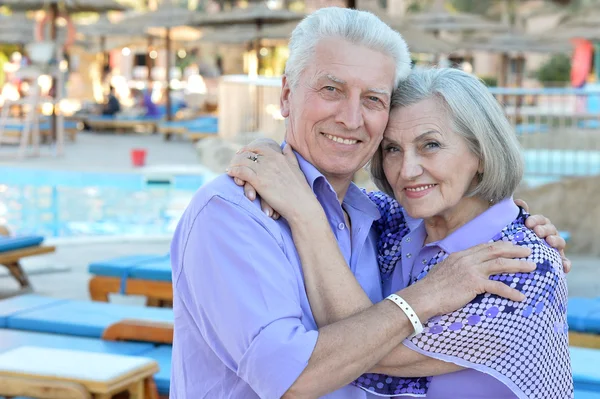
[234,177,245,186]
[260,198,275,218]
[244,182,257,202]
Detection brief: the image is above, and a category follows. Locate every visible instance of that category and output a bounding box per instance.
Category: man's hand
[405,241,536,319]
[515,199,571,274]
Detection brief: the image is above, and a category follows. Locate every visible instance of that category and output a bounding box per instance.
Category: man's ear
[280,75,291,118]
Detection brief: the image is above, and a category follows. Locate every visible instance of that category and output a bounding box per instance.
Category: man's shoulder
[182,174,277,229]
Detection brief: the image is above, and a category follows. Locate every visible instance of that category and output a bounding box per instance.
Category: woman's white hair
[285,7,411,88]
[370,67,524,202]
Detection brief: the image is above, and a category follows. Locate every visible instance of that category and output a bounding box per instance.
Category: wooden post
[50,3,59,143]
[165,28,172,122]
[146,35,153,87]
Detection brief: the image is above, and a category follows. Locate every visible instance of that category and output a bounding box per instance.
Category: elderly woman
[227,67,572,398]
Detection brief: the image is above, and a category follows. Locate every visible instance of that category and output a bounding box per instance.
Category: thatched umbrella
[78,14,160,85]
[0,0,127,142]
[463,29,571,87]
[357,3,457,55]
[547,3,600,42]
[407,0,509,34]
[199,22,297,44]
[117,6,203,123]
[193,3,303,131]
[193,3,304,77]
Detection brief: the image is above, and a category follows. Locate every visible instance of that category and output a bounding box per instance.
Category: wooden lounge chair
[88,254,173,306]
[84,115,160,134]
[0,346,159,399]
[0,226,55,293]
[0,295,173,397]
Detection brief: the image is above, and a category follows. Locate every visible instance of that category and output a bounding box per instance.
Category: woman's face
[382,97,482,220]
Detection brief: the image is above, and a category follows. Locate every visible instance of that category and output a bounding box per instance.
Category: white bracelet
[385,294,424,339]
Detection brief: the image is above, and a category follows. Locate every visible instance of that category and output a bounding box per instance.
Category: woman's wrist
[287,200,329,232]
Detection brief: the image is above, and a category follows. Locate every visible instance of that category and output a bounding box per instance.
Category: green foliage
[451,0,495,15]
[535,54,572,85]
[478,75,498,87]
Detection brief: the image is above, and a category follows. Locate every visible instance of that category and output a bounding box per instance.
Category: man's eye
[368,96,381,103]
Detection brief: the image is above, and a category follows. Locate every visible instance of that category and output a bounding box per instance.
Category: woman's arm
[227,144,536,377]
[288,206,464,376]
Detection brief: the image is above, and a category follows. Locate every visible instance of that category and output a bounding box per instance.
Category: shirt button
[406,253,412,259]
[338,223,345,230]
[422,259,428,264]
[405,237,411,242]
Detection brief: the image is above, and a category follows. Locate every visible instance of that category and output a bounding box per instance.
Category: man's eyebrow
[368,87,391,97]
[319,74,390,97]
[323,74,346,84]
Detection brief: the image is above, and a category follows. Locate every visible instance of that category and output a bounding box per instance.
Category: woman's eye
[424,142,440,149]
[324,86,336,92]
[384,146,399,153]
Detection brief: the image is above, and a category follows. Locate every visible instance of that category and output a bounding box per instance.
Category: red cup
[131,148,147,167]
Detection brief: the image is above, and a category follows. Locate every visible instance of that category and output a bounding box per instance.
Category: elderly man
[170,7,566,398]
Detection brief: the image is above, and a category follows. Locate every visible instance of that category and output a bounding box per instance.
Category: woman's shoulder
[496,210,563,271]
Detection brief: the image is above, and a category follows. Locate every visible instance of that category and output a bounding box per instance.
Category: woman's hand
[229,138,283,219]
[515,199,571,274]
[227,143,320,222]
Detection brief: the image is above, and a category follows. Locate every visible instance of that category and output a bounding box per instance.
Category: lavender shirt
[169,152,384,398]
[384,199,522,398]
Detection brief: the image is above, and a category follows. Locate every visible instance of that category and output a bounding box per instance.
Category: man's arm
[286,205,535,380]
[175,195,422,399]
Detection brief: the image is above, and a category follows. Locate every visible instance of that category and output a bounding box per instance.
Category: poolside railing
[488,87,600,186]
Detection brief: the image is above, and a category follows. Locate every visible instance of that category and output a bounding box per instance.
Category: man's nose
[336,94,364,131]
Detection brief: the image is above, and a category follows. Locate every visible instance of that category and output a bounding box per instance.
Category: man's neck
[325,175,353,204]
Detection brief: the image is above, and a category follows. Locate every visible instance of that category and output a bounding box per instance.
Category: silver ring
[248,154,259,163]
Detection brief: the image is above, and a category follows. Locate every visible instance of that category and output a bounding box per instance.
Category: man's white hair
[285,7,412,88]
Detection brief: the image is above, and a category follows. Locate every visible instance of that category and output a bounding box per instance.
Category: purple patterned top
[355,192,573,399]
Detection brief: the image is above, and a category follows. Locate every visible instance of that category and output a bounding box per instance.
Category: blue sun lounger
[158,115,218,140]
[88,254,172,305]
[2,120,79,142]
[0,294,173,395]
[569,297,600,349]
[572,346,600,394]
[0,294,173,339]
[0,235,55,293]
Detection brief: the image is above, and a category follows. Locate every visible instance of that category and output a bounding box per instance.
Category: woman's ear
[477,161,484,175]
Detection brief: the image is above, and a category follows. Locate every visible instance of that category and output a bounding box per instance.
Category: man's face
[281,37,396,184]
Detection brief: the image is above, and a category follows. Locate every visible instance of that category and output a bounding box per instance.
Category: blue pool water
[0,167,214,238]
[2,149,599,239]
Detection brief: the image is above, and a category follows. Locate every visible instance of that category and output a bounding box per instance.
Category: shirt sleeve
[172,195,318,399]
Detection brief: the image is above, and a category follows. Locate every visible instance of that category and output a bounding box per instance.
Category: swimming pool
[0,167,215,239]
[2,149,599,239]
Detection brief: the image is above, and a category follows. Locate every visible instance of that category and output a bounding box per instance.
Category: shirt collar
[286,141,381,221]
[431,198,520,254]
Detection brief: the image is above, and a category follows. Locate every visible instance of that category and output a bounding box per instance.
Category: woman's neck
[424,197,491,244]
